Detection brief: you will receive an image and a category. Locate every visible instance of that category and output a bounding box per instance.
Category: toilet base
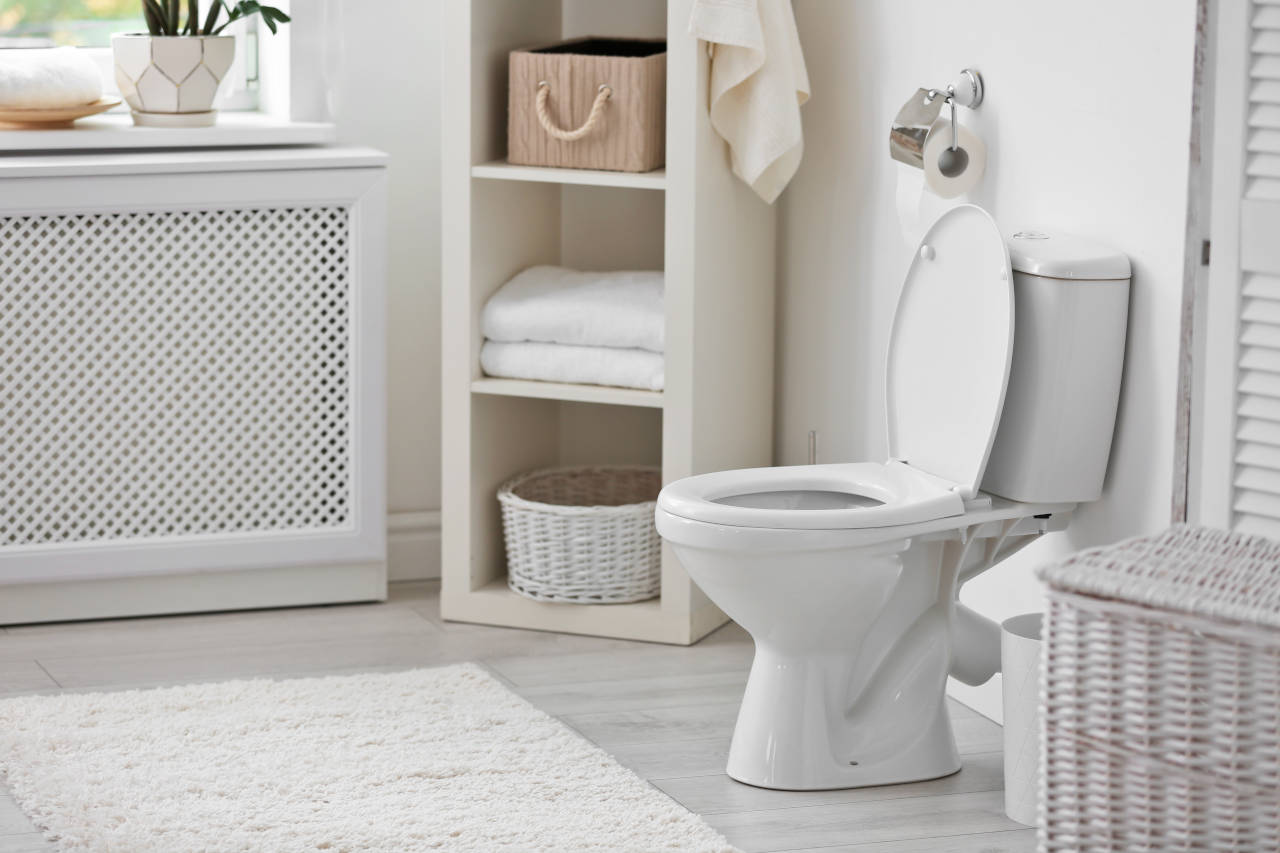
[723,641,961,791]
[725,711,962,791]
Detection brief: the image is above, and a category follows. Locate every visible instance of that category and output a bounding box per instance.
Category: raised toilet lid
[885,204,1014,498]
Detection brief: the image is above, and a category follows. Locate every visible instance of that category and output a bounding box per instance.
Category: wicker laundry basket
[498,465,662,604]
[508,37,666,173]
[1037,525,1280,852]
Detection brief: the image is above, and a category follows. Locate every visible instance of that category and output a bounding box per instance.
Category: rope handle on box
[535,81,612,142]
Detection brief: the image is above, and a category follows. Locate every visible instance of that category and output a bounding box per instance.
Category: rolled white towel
[483,266,664,353]
[0,47,103,110]
[481,341,664,392]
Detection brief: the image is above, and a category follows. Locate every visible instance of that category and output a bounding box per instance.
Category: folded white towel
[689,0,810,204]
[481,341,664,392]
[483,266,665,353]
[0,47,103,110]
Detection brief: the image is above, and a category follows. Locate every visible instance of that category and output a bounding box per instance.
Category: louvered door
[1196,0,1280,536]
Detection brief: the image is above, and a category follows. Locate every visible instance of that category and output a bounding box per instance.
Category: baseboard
[0,562,386,625]
[388,510,441,581]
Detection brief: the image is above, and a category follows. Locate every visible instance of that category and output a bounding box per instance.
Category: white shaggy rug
[0,664,736,852]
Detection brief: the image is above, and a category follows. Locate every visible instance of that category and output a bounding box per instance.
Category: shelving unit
[441,0,776,644]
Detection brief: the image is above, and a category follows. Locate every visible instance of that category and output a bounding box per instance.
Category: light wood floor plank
[707,790,1023,853]
[486,642,754,687]
[35,634,452,689]
[562,701,742,746]
[607,736,734,780]
[0,834,55,853]
[0,662,58,696]
[513,670,747,715]
[0,794,38,837]
[775,828,1037,853]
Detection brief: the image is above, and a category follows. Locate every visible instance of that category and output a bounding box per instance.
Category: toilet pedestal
[662,511,1069,791]
[726,641,962,790]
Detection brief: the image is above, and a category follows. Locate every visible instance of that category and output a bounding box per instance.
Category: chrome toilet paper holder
[890,69,984,170]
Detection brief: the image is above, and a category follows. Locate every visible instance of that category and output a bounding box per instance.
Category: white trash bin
[1001,613,1043,827]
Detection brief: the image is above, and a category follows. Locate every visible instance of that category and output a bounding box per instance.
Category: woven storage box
[1037,525,1280,852]
[507,37,666,173]
[498,465,662,604]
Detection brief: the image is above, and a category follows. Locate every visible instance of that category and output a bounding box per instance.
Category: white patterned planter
[111,34,235,127]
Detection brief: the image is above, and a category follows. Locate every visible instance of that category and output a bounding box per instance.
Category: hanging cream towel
[689,0,810,204]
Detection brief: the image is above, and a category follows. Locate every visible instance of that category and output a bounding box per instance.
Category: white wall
[333,0,442,579]
[777,0,1198,719]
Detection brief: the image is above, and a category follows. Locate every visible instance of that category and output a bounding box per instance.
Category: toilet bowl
[656,206,1132,790]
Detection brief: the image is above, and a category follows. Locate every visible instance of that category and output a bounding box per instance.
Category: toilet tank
[980,231,1131,504]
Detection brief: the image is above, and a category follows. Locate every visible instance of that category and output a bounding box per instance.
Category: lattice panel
[0,206,353,547]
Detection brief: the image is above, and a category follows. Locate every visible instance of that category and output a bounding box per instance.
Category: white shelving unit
[441,0,776,644]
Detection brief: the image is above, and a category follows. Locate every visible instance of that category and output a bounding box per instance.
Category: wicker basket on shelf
[498,465,662,604]
[507,37,666,173]
[1037,525,1280,852]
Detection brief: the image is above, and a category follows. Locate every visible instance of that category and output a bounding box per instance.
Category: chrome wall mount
[925,68,984,110]
[890,68,985,169]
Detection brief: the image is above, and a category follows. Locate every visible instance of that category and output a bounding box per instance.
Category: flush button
[919,245,935,261]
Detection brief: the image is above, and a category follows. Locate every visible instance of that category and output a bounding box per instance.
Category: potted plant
[112,0,288,127]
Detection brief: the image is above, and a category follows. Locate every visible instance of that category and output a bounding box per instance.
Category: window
[0,2,261,111]
[0,1,145,48]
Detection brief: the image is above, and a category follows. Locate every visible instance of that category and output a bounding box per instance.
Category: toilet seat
[656,461,964,530]
[885,205,1014,499]
[655,204,1014,534]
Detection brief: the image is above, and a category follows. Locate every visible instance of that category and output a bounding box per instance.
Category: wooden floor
[0,582,1034,852]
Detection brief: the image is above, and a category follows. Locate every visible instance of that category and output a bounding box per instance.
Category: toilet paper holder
[890,69,984,169]
[924,68,984,111]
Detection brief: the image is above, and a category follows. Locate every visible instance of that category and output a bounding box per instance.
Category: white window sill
[0,112,336,153]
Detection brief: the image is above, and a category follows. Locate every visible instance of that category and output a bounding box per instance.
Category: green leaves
[201,0,223,36]
[139,0,288,36]
[213,1,291,35]
[142,0,167,34]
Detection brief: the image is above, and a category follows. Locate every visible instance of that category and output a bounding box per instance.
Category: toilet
[655,205,1131,791]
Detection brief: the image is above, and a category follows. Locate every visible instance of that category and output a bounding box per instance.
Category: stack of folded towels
[481,266,664,391]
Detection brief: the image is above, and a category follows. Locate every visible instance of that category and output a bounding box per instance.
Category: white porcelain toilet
[655,205,1131,791]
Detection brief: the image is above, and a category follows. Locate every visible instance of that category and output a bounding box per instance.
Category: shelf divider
[471,160,666,191]
[471,377,664,409]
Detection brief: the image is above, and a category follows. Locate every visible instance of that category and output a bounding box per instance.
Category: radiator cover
[0,151,387,606]
[2,206,353,546]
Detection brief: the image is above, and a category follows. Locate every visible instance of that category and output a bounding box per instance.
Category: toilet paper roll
[894,162,953,248]
[923,119,987,199]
